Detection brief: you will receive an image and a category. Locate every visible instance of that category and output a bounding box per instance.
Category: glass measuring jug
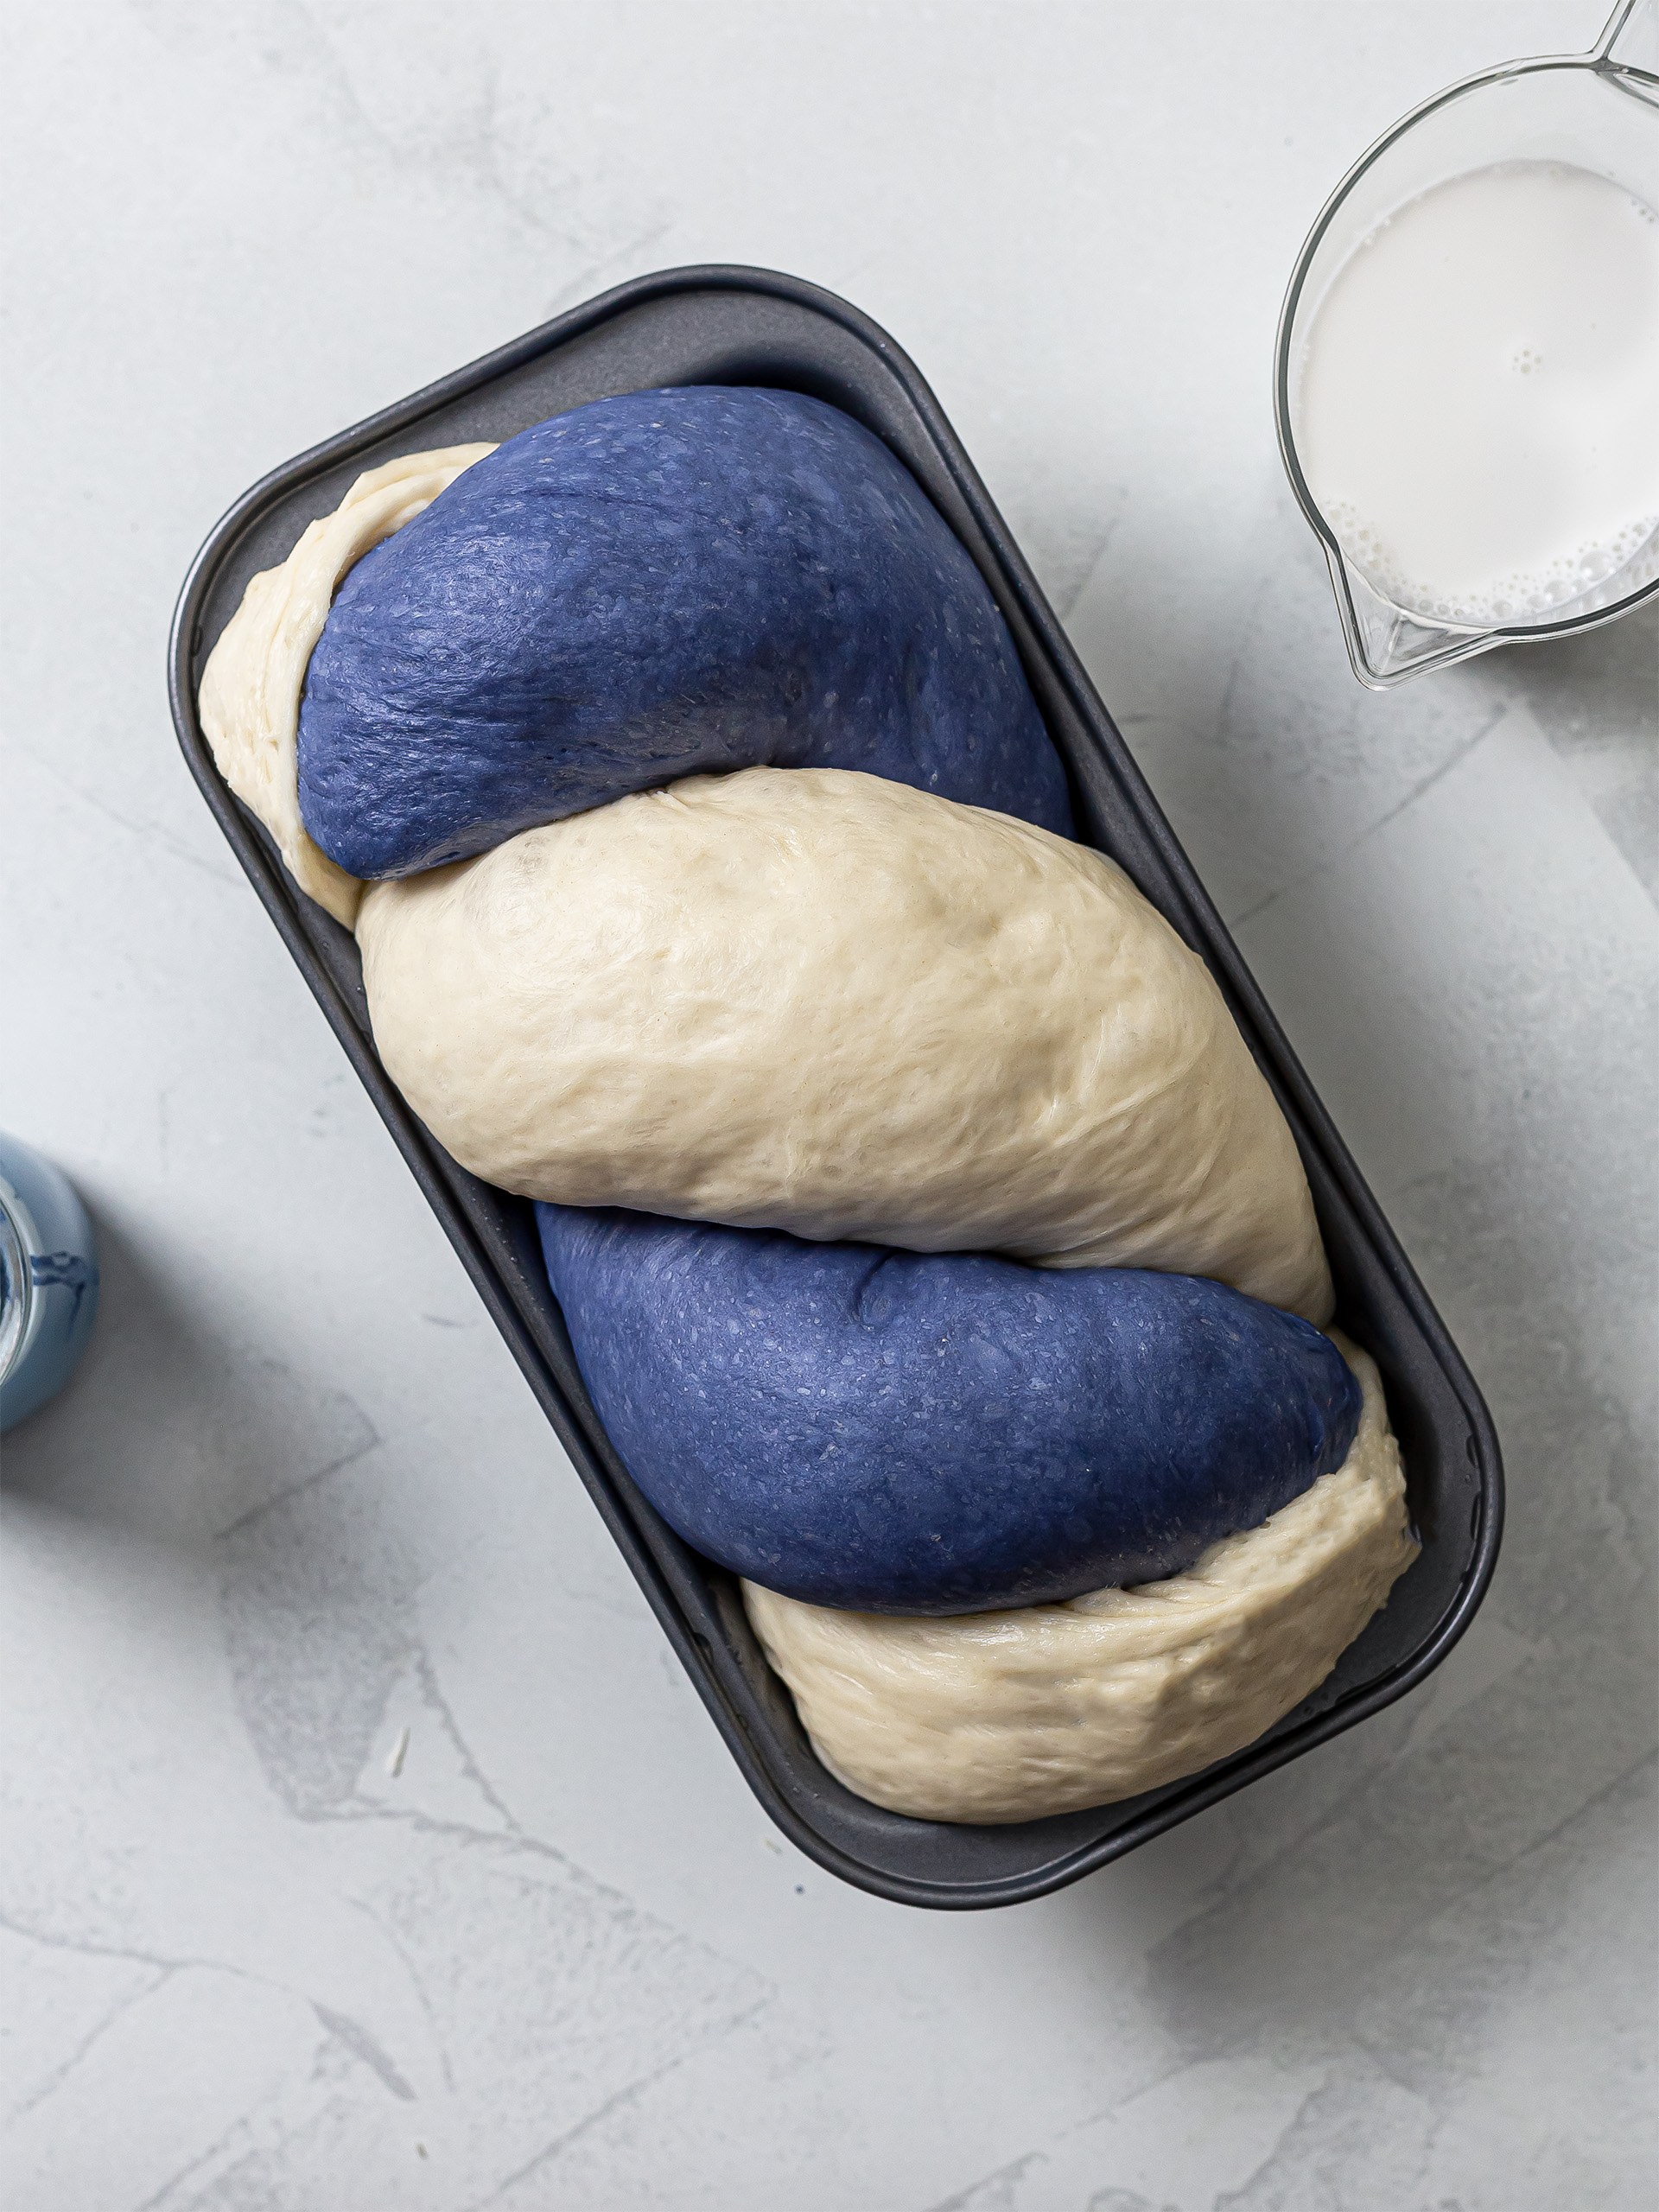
[1274,0,1659,687]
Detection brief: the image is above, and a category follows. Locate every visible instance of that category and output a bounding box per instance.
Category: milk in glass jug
[1275,0,1659,685]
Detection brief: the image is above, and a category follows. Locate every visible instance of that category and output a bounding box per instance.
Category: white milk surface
[1295,161,1659,626]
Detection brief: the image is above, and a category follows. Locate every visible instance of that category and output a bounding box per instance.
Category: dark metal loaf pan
[168,265,1503,1910]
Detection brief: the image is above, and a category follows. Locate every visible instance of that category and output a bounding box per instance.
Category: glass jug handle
[1598,0,1659,77]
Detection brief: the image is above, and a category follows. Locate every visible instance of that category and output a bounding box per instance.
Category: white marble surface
[3,3,1656,2205]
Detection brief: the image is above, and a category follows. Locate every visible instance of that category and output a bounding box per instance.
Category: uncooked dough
[296,385,1072,878]
[198,444,497,926]
[741,1336,1416,1823]
[536,1201,1360,1612]
[359,766,1333,1319]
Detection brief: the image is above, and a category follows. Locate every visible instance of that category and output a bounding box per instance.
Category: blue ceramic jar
[0,1133,99,1431]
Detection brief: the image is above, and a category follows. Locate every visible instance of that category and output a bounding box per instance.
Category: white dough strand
[356,766,1334,1319]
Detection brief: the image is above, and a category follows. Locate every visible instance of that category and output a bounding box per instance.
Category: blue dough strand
[537,1205,1363,1616]
[298,386,1072,876]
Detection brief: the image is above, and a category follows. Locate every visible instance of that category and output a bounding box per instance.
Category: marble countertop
[4,3,1653,2206]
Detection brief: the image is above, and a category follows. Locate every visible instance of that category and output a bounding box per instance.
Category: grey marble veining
[3,3,1653,2206]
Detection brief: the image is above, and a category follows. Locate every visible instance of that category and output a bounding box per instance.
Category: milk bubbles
[1294,162,1659,628]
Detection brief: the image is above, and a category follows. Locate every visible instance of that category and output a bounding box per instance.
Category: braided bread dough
[742,1336,1416,1823]
[359,766,1333,1319]
[192,405,1408,1830]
